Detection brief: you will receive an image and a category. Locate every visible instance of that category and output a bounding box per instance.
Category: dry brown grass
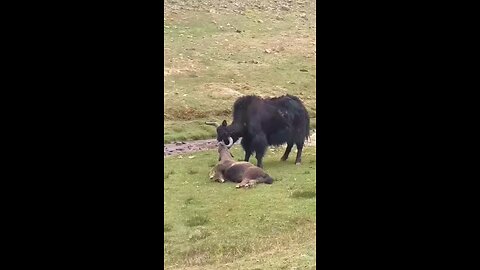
[164,0,316,142]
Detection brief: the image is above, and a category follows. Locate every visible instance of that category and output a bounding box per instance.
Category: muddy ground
[164,138,220,157]
[164,131,316,156]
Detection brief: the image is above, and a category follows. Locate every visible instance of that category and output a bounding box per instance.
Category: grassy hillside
[164,0,316,143]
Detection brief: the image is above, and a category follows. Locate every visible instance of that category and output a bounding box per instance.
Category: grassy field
[164,0,316,143]
[164,1,316,268]
[164,144,316,269]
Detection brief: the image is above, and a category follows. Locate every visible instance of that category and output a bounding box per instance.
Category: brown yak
[209,140,273,188]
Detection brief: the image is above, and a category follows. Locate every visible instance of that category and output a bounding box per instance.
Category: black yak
[206,94,310,168]
[209,142,273,188]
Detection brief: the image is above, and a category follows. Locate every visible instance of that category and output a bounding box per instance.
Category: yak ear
[222,120,227,126]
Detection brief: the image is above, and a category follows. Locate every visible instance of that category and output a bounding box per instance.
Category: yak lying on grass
[206,94,309,168]
[209,141,273,188]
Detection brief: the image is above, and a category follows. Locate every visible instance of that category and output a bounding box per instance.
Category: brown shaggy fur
[209,143,273,188]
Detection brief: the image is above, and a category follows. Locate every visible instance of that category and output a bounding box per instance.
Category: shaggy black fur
[216,94,310,168]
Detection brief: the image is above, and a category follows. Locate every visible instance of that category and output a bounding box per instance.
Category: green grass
[185,214,210,227]
[164,119,220,143]
[164,0,316,143]
[291,190,316,199]
[164,144,316,269]
[164,2,316,268]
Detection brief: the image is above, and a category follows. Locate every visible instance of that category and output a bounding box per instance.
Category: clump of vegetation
[188,228,211,242]
[164,223,173,232]
[187,168,199,175]
[184,197,194,205]
[185,214,209,227]
[164,170,175,179]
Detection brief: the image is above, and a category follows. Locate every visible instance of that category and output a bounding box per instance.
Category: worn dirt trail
[164,138,220,157]
[164,131,316,157]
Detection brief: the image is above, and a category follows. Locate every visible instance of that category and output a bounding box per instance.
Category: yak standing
[206,94,310,168]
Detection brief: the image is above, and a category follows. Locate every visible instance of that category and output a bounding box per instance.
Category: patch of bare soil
[164,0,316,16]
[164,131,316,156]
[164,139,219,157]
[163,57,203,78]
[203,83,244,99]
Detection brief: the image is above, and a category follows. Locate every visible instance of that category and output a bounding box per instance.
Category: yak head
[205,120,234,148]
[217,140,234,160]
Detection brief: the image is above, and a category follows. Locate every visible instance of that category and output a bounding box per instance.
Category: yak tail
[286,94,310,142]
[259,174,274,184]
[305,116,310,142]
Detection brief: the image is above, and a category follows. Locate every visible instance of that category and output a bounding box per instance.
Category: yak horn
[205,121,219,127]
[226,137,234,148]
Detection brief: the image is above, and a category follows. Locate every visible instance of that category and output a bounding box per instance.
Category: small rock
[257,19,264,23]
[264,49,272,53]
[299,69,308,72]
[280,6,290,11]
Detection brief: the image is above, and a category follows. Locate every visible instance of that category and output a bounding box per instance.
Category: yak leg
[241,137,253,162]
[244,149,252,163]
[280,141,294,161]
[244,179,258,188]
[252,135,267,168]
[248,124,267,168]
[235,178,252,188]
[210,170,225,183]
[254,144,267,168]
[294,141,304,165]
[216,173,225,183]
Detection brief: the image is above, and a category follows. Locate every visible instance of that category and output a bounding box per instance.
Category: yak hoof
[235,184,241,188]
[295,162,301,165]
[280,157,287,161]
